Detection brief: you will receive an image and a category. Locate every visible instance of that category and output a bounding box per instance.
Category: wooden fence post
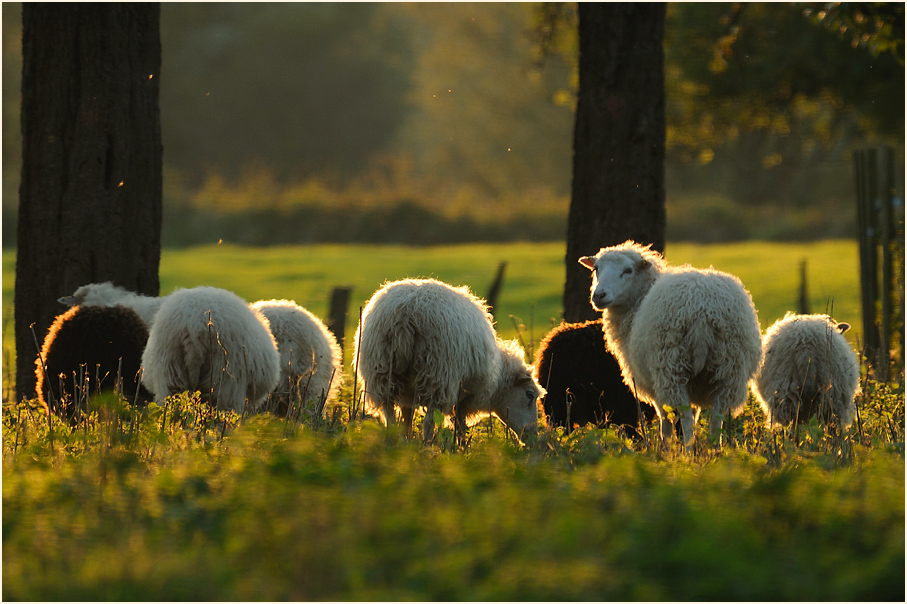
[853,146,905,378]
[327,286,352,353]
[798,258,809,315]
[854,149,880,369]
[485,261,507,319]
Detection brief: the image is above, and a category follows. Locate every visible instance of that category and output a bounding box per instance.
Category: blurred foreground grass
[2,385,904,601]
[4,239,897,600]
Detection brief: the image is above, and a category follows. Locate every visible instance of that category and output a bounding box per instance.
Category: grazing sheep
[534,319,656,438]
[752,312,860,429]
[354,278,545,443]
[35,304,152,422]
[140,286,280,414]
[250,299,343,418]
[60,281,163,328]
[579,240,762,446]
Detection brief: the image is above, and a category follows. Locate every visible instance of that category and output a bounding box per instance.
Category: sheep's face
[579,250,650,311]
[495,374,544,438]
[58,282,125,307]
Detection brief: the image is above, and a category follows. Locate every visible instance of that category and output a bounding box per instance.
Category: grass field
[2,239,863,369]
[3,240,903,600]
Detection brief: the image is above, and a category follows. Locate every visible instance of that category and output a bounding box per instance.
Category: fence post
[879,147,895,380]
[854,149,880,369]
[327,286,352,353]
[797,258,809,315]
[853,146,905,378]
[485,261,507,319]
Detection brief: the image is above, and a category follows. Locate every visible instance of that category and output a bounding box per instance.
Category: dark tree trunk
[563,3,666,323]
[15,4,162,401]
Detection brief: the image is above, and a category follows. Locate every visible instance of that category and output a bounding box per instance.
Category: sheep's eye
[525,390,536,403]
[621,268,632,276]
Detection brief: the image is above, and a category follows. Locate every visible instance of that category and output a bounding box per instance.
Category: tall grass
[3,239,900,600]
[2,376,903,600]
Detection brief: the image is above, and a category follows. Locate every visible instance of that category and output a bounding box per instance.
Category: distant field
[2,239,861,369]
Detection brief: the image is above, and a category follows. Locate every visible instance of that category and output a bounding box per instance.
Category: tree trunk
[563,3,666,323]
[15,4,162,401]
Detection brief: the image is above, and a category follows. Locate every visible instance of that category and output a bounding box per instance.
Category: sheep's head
[59,281,130,307]
[493,339,546,440]
[579,241,663,311]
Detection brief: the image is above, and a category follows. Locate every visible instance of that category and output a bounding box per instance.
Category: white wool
[140,286,280,414]
[251,299,343,408]
[61,281,163,328]
[580,240,762,445]
[354,278,545,442]
[752,312,860,429]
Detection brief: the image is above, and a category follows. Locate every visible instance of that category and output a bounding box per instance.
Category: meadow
[1,239,865,369]
[2,240,904,600]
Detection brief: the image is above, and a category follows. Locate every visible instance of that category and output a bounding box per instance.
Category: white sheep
[354,278,545,443]
[752,312,860,429]
[140,286,280,414]
[250,299,343,418]
[60,281,163,328]
[579,240,762,446]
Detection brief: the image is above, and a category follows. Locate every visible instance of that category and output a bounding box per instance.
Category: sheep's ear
[836,322,851,334]
[578,256,596,270]
[638,258,650,270]
[58,295,78,306]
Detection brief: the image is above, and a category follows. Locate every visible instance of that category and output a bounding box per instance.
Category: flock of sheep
[34,240,862,447]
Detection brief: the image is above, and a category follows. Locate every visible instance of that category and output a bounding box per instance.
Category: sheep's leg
[380,399,397,427]
[709,410,725,446]
[679,406,696,448]
[454,402,468,448]
[400,404,415,438]
[659,415,674,441]
[660,383,695,447]
[421,400,437,444]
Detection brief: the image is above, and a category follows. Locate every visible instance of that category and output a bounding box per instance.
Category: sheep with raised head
[35,304,152,422]
[250,299,343,418]
[140,286,280,414]
[534,319,655,438]
[579,240,762,446]
[752,312,860,429]
[354,278,545,444]
[59,281,163,328]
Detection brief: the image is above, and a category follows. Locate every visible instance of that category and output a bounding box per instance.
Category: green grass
[2,239,862,364]
[4,240,899,600]
[2,387,904,601]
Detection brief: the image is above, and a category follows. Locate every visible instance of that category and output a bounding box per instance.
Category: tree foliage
[2,2,902,247]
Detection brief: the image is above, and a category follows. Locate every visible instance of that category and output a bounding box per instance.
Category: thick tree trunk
[563,3,666,323]
[15,4,162,401]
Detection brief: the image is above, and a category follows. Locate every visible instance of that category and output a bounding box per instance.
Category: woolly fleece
[580,240,762,444]
[752,312,860,428]
[354,278,544,441]
[61,281,163,328]
[534,319,655,437]
[251,299,343,416]
[140,286,280,414]
[36,304,151,422]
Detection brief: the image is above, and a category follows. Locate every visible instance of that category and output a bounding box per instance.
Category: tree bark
[563,3,666,323]
[15,4,162,401]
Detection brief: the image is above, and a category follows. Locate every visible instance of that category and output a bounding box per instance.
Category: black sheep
[35,304,152,422]
[534,319,656,438]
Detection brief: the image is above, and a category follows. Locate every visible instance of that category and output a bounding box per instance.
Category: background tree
[15,4,162,401]
[563,3,666,322]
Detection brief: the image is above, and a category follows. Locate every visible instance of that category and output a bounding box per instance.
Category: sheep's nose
[592,291,608,303]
